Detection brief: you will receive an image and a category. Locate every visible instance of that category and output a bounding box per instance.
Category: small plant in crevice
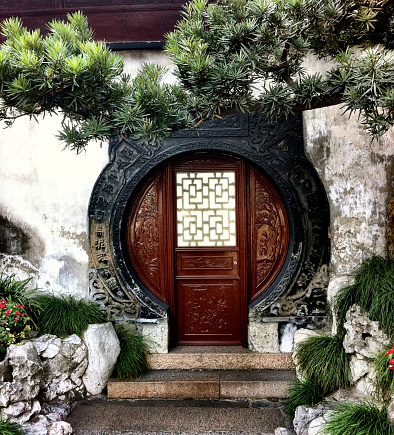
[333,256,394,338]
[295,334,351,395]
[321,401,394,435]
[370,347,394,404]
[287,377,326,418]
[30,294,108,338]
[0,420,24,435]
[113,324,149,379]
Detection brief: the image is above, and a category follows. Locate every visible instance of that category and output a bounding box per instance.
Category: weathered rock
[248,322,280,353]
[1,399,41,424]
[0,342,43,407]
[349,354,370,383]
[37,334,88,402]
[308,416,325,435]
[48,421,73,434]
[82,323,120,395]
[22,414,49,435]
[343,305,389,358]
[293,405,325,435]
[274,428,289,435]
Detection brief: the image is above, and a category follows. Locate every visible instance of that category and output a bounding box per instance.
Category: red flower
[15,311,21,316]
[14,317,19,321]
[4,310,11,316]
[387,343,394,357]
[22,313,26,316]
[16,304,21,308]
[2,321,5,325]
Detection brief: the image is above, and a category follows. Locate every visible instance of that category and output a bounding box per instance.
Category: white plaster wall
[0,51,172,297]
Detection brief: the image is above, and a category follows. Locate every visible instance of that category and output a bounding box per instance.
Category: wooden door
[173,156,247,345]
[126,154,289,348]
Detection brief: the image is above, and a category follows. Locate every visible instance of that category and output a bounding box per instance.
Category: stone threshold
[147,346,295,370]
[107,369,295,400]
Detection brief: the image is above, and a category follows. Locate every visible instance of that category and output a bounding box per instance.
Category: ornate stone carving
[88,112,329,325]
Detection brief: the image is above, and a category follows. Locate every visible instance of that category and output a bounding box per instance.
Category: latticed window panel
[176,171,237,247]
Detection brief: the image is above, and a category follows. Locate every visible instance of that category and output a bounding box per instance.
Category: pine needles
[321,402,394,435]
[113,324,149,379]
[0,421,23,435]
[31,294,108,337]
[295,334,351,395]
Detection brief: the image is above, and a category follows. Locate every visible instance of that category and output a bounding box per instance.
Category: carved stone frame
[88,113,329,326]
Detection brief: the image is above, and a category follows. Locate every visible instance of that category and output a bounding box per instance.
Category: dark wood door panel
[176,280,240,345]
[176,250,239,277]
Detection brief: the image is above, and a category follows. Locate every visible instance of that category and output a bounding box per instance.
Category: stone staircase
[107,346,296,401]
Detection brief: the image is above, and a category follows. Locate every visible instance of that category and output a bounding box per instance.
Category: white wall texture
[0,50,393,331]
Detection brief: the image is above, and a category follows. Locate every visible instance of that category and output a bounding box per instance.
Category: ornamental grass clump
[113,324,149,379]
[287,377,326,418]
[0,420,23,435]
[31,294,108,337]
[321,401,394,435]
[295,334,351,395]
[333,256,394,338]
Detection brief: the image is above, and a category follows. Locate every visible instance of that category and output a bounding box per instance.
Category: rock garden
[278,256,394,435]
[0,273,149,435]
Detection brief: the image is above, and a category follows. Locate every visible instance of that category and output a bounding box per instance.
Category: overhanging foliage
[1,1,394,151]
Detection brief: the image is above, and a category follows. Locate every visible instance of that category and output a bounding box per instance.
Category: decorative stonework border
[88,113,330,321]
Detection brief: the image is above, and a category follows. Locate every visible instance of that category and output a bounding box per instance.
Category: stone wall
[304,107,394,305]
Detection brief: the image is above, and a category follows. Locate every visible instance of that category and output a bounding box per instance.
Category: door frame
[169,155,248,347]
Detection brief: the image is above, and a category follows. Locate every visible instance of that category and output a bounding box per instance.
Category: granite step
[147,346,295,371]
[107,369,295,400]
[66,397,292,435]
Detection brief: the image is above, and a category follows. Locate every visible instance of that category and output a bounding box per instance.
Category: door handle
[233,260,238,265]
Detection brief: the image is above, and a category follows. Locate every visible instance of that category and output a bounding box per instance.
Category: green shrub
[0,299,32,359]
[31,294,108,337]
[321,402,394,435]
[287,377,326,418]
[295,334,351,395]
[333,256,394,338]
[113,324,149,379]
[370,349,394,404]
[0,274,32,304]
[0,420,24,435]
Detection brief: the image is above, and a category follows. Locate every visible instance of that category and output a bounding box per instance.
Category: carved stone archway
[88,113,329,350]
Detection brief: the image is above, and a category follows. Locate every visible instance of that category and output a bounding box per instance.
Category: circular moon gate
[88,113,329,346]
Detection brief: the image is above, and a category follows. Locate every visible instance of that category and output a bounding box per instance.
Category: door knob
[233,260,238,265]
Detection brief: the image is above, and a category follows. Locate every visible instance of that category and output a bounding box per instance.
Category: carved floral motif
[185,285,231,334]
[133,180,160,286]
[254,176,285,289]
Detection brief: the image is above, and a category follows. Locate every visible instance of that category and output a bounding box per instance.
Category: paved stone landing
[107,369,295,400]
[67,398,291,435]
